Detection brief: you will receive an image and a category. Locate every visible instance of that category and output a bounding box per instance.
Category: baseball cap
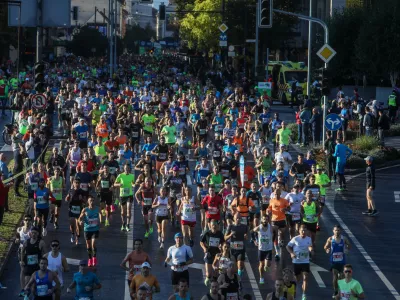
[364,156,373,162]
[141,262,151,269]
[118,150,124,155]
[145,151,151,156]
[280,144,286,148]
[234,150,240,154]
[172,166,179,171]
[79,117,85,121]
[174,232,183,239]
[224,179,231,184]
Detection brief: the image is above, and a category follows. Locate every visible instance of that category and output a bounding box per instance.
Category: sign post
[31,93,47,110]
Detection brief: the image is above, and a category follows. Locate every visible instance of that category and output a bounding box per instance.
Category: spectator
[363,106,374,137]
[333,139,353,192]
[0,153,10,212]
[0,171,12,225]
[299,107,311,146]
[377,110,390,146]
[295,106,303,145]
[310,108,322,146]
[353,98,365,136]
[387,90,398,124]
[324,131,337,183]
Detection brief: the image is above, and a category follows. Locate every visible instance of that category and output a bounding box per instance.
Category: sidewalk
[383,136,400,149]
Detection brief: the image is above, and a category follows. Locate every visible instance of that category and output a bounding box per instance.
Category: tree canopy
[66,26,109,58]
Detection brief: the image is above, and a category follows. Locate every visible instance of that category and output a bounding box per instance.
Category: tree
[355,0,400,86]
[123,24,156,53]
[66,26,108,58]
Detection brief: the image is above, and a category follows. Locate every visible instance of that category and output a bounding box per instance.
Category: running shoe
[362,210,372,215]
[42,228,47,237]
[92,257,98,266]
[259,278,265,284]
[149,227,153,234]
[121,225,126,231]
[302,294,307,300]
[70,234,75,243]
[274,254,280,261]
[158,235,161,243]
[144,231,149,238]
[160,242,164,249]
[126,224,131,231]
[335,187,344,192]
[101,209,106,217]
[19,289,25,297]
[189,239,194,247]
[238,269,243,277]
[369,210,379,216]
[105,219,110,227]
[204,277,210,286]
[54,222,59,230]
[49,214,54,223]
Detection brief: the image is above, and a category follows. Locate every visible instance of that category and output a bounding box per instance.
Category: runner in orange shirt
[267,189,290,261]
[115,128,128,149]
[96,117,109,140]
[230,187,256,228]
[129,262,160,299]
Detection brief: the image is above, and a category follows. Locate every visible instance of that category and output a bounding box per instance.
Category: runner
[285,185,304,239]
[217,260,240,300]
[224,213,247,277]
[200,280,224,300]
[96,165,115,226]
[15,215,32,297]
[266,279,294,300]
[286,224,314,300]
[167,278,193,300]
[66,259,102,299]
[324,225,351,298]
[47,167,64,230]
[78,196,101,266]
[165,232,194,292]
[251,214,273,284]
[120,238,151,287]
[135,177,156,238]
[301,190,320,246]
[201,185,224,232]
[114,164,135,231]
[336,264,365,300]
[129,262,160,299]
[152,187,170,249]
[66,178,85,245]
[34,178,54,236]
[178,187,198,246]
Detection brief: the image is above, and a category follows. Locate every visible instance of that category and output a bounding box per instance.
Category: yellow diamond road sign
[219,23,228,33]
[317,44,337,63]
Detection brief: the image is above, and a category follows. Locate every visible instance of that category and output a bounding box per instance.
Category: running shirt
[202,195,223,220]
[34,188,51,209]
[285,192,304,221]
[167,245,194,272]
[330,235,346,265]
[201,230,224,256]
[287,235,312,264]
[73,271,100,299]
[116,173,135,197]
[226,224,247,251]
[315,173,330,196]
[161,125,177,144]
[49,177,63,201]
[129,274,160,300]
[337,278,364,300]
[35,271,52,297]
[267,198,289,222]
[257,224,273,251]
[83,207,100,232]
[181,198,197,222]
[155,196,169,216]
[68,188,84,216]
[47,252,64,285]
[124,250,151,280]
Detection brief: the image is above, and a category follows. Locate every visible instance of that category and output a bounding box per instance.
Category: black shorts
[171,270,189,286]
[34,295,52,300]
[120,196,133,205]
[330,263,344,272]
[53,200,62,208]
[131,138,140,146]
[294,263,310,276]
[68,211,81,219]
[226,213,234,220]
[23,265,39,276]
[305,222,317,233]
[272,220,287,229]
[258,250,272,261]
[204,253,218,265]
[286,214,301,227]
[36,208,49,218]
[143,130,153,136]
[231,249,246,262]
[79,140,88,149]
[61,113,69,121]
[84,230,99,240]
[142,205,153,215]
[156,215,169,223]
[70,168,77,177]
[100,192,113,205]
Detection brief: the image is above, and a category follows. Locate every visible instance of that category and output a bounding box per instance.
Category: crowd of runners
[1,54,365,300]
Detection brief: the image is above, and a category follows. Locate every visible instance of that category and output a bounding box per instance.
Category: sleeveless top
[35,271,52,297]
[175,292,191,300]
[181,197,196,222]
[47,252,64,285]
[155,196,169,216]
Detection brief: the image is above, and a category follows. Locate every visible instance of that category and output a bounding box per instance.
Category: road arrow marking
[189,262,206,279]
[310,262,329,288]
[66,258,80,265]
[394,191,400,203]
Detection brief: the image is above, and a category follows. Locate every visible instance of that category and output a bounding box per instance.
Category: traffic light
[322,69,331,96]
[34,62,45,93]
[258,0,273,28]
[159,3,166,21]
[72,6,78,21]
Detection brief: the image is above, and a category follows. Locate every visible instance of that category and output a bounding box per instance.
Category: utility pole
[36,0,43,63]
[109,0,114,76]
[307,0,312,96]
[114,0,117,71]
[255,4,259,78]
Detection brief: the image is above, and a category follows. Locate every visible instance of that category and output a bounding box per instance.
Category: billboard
[8,0,71,27]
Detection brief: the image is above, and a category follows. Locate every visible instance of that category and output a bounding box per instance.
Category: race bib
[208,206,218,215]
[332,252,344,262]
[71,205,81,214]
[199,129,206,135]
[209,237,220,247]
[122,187,131,196]
[226,293,238,300]
[27,254,38,265]
[109,167,117,174]
[143,197,152,206]
[240,217,248,225]
[88,218,99,227]
[339,291,352,299]
[79,132,87,138]
[80,183,88,191]
[306,214,315,222]
[133,265,142,275]
[213,151,221,158]
[215,125,223,131]
[159,153,167,160]
[36,284,48,297]
[298,251,309,260]
[292,213,301,221]
[260,237,270,245]
[157,207,168,216]
[297,173,305,180]
[37,196,46,204]
[31,182,38,191]
[100,181,109,189]
[262,118,269,124]
[132,132,139,138]
[232,241,244,250]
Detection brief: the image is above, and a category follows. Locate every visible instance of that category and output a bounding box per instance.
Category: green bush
[353,136,380,152]
[347,155,365,169]
[386,124,400,137]
[287,123,298,143]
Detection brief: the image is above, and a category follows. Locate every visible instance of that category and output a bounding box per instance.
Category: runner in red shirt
[201,185,223,232]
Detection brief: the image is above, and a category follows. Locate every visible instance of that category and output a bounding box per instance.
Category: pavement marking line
[186,174,192,186]
[66,258,80,266]
[244,254,263,300]
[124,203,135,300]
[394,191,400,203]
[310,262,329,288]
[327,167,400,300]
[189,263,206,279]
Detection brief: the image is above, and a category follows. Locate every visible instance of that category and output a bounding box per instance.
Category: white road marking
[244,254,263,300]
[66,258,80,266]
[327,164,400,299]
[186,174,192,186]
[124,203,135,300]
[310,262,329,288]
[394,191,400,203]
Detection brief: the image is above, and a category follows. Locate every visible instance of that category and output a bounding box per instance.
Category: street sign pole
[36,0,43,63]
[307,0,312,97]
[255,2,259,77]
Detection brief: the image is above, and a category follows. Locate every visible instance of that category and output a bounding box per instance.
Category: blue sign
[219,33,227,41]
[325,113,342,131]
[214,54,221,62]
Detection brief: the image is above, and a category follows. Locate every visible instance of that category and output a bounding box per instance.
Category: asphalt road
[3,106,399,299]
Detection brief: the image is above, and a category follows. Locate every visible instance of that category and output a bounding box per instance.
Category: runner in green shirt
[141,110,156,135]
[160,119,177,145]
[276,121,292,146]
[315,165,331,231]
[114,164,135,232]
[48,168,64,229]
[336,264,365,300]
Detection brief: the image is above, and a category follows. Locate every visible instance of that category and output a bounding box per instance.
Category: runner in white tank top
[178,187,199,246]
[152,187,169,249]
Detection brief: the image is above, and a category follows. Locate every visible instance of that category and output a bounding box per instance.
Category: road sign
[317,44,337,63]
[219,33,227,41]
[32,93,47,109]
[219,41,227,47]
[246,39,256,43]
[325,113,342,131]
[228,45,234,51]
[228,51,235,57]
[219,23,228,33]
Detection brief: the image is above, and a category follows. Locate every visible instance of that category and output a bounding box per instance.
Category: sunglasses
[24,219,31,221]
[344,270,352,274]
[51,244,59,247]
